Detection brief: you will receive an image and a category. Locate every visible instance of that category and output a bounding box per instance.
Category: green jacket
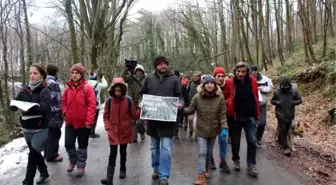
[121,67,146,106]
[184,84,228,138]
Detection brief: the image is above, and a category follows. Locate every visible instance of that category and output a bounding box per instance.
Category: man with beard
[139,55,184,185]
[186,71,202,137]
[122,62,147,142]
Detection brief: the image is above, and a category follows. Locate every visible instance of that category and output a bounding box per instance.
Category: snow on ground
[0,109,104,178]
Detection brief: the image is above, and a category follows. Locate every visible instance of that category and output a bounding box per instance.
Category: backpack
[107,96,132,114]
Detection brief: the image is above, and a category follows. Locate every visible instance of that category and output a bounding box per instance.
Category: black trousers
[227,116,235,138]
[45,128,62,161]
[277,119,292,149]
[108,144,128,170]
[65,126,90,167]
[174,110,183,136]
[25,143,48,183]
[91,109,100,135]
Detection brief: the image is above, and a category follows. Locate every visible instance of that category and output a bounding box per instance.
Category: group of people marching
[10,55,302,185]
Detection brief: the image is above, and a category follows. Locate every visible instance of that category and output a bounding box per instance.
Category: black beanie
[174,70,180,77]
[154,55,169,67]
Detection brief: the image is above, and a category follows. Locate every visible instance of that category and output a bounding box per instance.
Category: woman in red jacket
[101,78,140,185]
[62,63,96,177]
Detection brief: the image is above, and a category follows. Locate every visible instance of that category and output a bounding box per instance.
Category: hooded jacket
[47,75,63,128]
[271,78,302,122]
[103,78,140,145]
[62,80,96,129]
[121,64,146,106]
[255,73,273,106]
[139,70,184,137]
[184,84,228,138]
[88,76,108,109]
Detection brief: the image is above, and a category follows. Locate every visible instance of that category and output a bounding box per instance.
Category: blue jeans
[150,136,173,180]
[231,117,257,166]
[197,137,216,174]
[218,134,227,158]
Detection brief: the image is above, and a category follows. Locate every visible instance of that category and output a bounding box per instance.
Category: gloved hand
[220,128,228,138]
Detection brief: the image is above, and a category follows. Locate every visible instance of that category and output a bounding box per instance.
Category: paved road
[0,114,308,185]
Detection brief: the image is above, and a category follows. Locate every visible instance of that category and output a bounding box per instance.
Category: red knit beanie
[213,67,226,77]
[71,63,86,78]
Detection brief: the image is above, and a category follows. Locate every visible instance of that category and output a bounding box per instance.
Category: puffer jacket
[271,88,302,122]
[11,84,51,130]
[139,70,184,138]
[184,84,228,138]
[104,78,140,145]
[62,80,96,129]
[255,73,273,106]
[121,65,146,106]
[47,75,63,128]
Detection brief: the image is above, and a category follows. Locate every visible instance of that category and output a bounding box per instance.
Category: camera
[125,58,137,72]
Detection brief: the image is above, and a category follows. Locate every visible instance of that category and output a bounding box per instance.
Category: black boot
[119,169,126,179]
[101,167,114,185]
[23,163,37,185]
[36,167,49,184]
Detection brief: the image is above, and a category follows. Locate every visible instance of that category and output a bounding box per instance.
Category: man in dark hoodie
[187,71,202,137]
[271,77,302,156]
[139,55,184,185]
[224,62,260,178]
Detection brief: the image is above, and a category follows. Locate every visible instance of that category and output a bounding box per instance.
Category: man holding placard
[139,55,184,185]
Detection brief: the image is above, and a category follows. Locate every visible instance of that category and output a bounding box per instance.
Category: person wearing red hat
[62,63,96,177]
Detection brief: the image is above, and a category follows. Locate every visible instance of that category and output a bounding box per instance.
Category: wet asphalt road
[0,117,307,185]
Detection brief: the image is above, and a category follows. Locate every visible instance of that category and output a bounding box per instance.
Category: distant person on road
[187,71,203,137]
[10,64,51,185]
[184,75,228,185]
[101,78,140,185]
[44,64,64,163]
[212,67,231,173]
[271,77,302,156]
[250,65,274,145]
[62,63,96,177]
[88,72,108,138]
[180,74,191,130]
[121,61,147,142]
[224,61,260,178]
[139,55,184,185]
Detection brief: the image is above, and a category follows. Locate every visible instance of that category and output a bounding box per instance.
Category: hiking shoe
[36,171,49,184]
[208,159,216,170]
[247,165,259,178]
[76,168,85,177]
[219,159,231,173]
[283,148,291,156]
[159,179,169,185]
[194,173,207,185]
[140,134,145,140]
[90,133,100,138]
[119,170,126,179]
[152,171,159,179]
[257,140,262,146]
[233,161,240,171]
[204,168,210,178]
[67,163,76,172]
[189,131,194,137]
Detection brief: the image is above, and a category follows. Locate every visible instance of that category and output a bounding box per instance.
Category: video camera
[125,58,138,72]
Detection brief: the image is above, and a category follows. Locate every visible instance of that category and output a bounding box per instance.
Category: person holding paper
[101,78,140,185]
[250,65,274,145]
[62,63,96,177]
[184,75,228,185]
[224,62,260,178]
[10,63,52,185]
[139,55,184,185]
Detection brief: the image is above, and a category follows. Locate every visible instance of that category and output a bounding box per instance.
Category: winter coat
[187,80,201,100]
[88,77,108,109]
[224,75,260,120]
[139,70,184,138]
[62,80,96,129]
[104,78,140,145]
[271,88,302,122]
[121,66,146,106]
[47,75,63,128]
[181,83,190,107]
[11,84,51,130]
[255,73,273,106]
[184,85,228,138]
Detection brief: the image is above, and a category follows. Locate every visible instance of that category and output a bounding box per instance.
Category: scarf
[29,79,44,91]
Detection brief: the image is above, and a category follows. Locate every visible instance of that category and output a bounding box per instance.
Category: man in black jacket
[140,55,184,185]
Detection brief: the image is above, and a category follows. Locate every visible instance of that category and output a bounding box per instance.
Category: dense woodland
[0,0,335,134]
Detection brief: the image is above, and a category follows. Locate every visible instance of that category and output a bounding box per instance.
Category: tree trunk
[218,0,229,70]
[309,0,317,43]
[65,0,79,64]
[322,0,330,58]
[285,0,294,53]
[264,0,272,65]
[329,0,335,36]
[22,0,33,68]
[15,1,26,85]
[258,0,264,70]
[274,0,285,66]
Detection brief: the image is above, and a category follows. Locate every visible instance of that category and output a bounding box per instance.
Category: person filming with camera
[121,58,147,142]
